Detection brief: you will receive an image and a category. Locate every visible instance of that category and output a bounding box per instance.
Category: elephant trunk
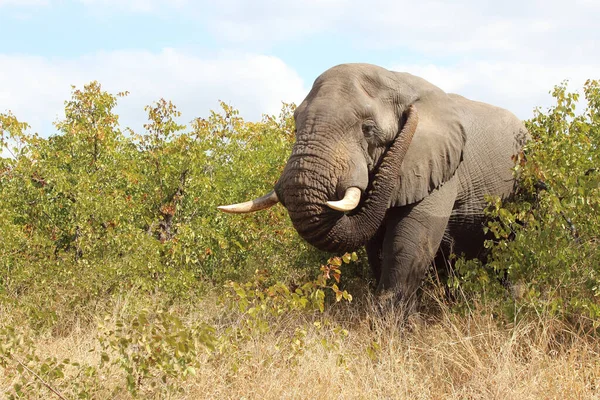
[280,106,418,253]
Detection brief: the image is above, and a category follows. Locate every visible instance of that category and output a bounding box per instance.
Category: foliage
[0,82,325,333]
[0,81,356,397]
[97,310,217,397]
[0,254,358,398]
[224,253,355,334]
[452,80,600,325]
[2,78,600,397]
[0,324,99,399]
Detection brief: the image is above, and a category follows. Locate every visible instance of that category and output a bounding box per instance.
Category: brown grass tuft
[3,289,599,400]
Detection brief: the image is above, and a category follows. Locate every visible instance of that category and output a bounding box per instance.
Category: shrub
[0,82,325,332]
[452,80,600,326]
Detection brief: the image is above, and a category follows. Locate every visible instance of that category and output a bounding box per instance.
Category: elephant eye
[362,121,377,137]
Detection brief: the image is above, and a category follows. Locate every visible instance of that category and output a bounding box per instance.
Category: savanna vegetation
[0,80,599,399]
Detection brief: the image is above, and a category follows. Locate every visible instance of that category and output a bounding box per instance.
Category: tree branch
[12,356,67,400]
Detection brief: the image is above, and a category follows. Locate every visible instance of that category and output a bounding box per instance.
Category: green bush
[452,80,600,326]
[0,254,357,399]
[0,82,325,332]
[2,77,599,337]
[2,76,599,398]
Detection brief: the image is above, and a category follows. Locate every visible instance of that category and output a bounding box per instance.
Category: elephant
[219,63,528,312]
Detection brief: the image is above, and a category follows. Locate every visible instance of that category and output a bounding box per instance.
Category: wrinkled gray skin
[261,64,526,311]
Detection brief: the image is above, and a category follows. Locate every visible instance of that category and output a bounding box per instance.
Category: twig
[560,211,579,241]
[12,356,67,400]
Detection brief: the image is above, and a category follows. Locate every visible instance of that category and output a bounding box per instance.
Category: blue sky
[1,0,599,136]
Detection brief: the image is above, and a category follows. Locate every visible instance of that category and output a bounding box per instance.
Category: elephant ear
[390,73,466,207]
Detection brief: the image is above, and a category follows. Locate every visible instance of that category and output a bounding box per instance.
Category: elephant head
[219,64,465,253]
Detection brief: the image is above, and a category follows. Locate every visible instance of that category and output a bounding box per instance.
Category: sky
[0,0,599,137]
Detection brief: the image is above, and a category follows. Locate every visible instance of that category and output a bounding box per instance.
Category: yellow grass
[2,291,599,399]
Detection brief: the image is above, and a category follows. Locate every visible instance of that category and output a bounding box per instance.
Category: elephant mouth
[218,105,419,253]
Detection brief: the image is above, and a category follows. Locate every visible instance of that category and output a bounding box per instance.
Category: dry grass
[2,290,599,400]
[183,302,600,400]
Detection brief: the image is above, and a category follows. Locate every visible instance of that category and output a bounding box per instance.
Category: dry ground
[2,290,599,400]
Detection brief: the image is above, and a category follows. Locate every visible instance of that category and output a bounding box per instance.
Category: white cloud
[1,0,598,130]
[76,0,187,12]
[203,0,346,43]
[198,0,600,65]
[0,50,307,136]
[390,62,597,119]
[182,1,600,119]
[0,0,185,11]
[0,0,47,5]
[6,0,598,69]
[0,52,594,141]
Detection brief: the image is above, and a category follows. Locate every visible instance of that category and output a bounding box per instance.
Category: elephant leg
[366,224,386,284]
[377,175,458,313]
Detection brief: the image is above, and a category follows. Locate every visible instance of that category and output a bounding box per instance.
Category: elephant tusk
[218,190,279,213]
[326,187,362,212]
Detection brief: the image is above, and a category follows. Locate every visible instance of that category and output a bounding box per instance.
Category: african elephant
[219,63,528,311]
